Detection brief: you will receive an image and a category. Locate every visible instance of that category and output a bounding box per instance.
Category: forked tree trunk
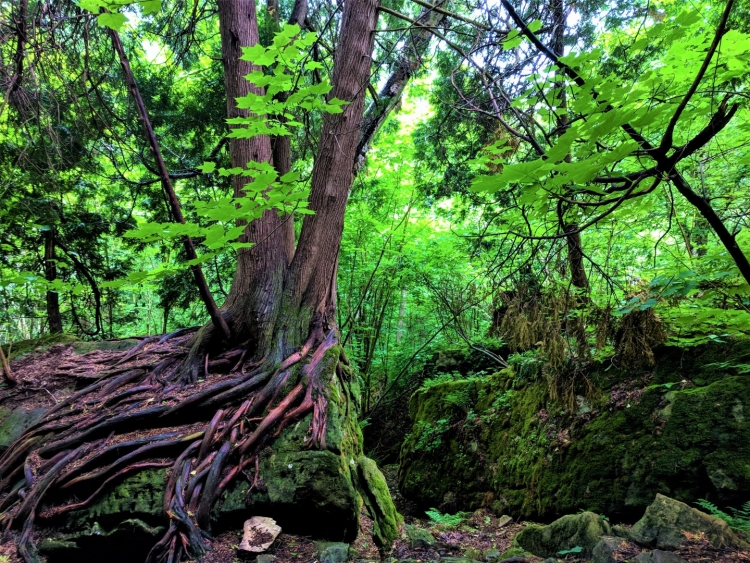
[213,0,378,360]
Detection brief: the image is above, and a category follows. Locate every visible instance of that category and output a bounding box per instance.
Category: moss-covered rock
[72,339,140,354]
[514,512,611,557]
[356,455,401,546]
[2,333,79,360]
[399,340,750,520]
[0,406,46,452]
[630,494,746,550]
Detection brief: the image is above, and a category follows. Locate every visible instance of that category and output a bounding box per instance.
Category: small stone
[496,514,513,528]
[315,541,349,563]
[256,555,275,563]
[515,511,611,557]
[484,547,501,560]
[404,524,437,548]
[238,516,281,553]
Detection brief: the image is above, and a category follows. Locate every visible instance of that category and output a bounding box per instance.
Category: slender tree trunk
[109,30,232,342]
[44,229,63,334]
[550,0,589,290]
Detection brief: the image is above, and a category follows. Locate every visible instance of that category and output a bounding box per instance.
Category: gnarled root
[0,325,345,563]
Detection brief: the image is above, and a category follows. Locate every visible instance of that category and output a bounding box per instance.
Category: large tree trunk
[215,0,295,360]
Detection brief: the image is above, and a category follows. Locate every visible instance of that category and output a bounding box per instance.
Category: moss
[67,469,166,529]
[0,407,47,452]
[399,340,750,520]
[2,333,79,360]
[514,512,610,557]
[357,455,401,546]
[72,339,140,354]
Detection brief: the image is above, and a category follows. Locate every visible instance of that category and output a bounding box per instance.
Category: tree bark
[44,229,63,334]
[277,0,379,351]
[217,0,296,359]
[550,0,589,290]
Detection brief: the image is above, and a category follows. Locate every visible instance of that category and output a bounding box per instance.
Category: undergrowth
[425,508,470,530]
[696,499,750,534]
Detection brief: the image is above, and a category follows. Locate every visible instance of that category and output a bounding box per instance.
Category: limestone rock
[630,550,687,563]
[496,515,513,528]
[398,340,750,519]
[314,541,349,563]
[356,455,401,546]
[630,494,746,550]
[515,511,611,558]
[404,524,437,548]
[593,536,628,563]
[0,407,46,452]
[239,516,281,553]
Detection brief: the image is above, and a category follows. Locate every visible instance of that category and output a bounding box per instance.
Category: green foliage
[557,545,583,556]
[424,508,470,530]
[695,499,750,534]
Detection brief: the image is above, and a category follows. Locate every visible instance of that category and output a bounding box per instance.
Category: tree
[0,0,388,559]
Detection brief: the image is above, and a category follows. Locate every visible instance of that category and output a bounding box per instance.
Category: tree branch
[109,28,232,342]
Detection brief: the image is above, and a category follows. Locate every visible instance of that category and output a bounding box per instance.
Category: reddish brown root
[0,327,343,563]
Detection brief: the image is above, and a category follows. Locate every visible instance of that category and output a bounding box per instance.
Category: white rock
[238,516,282,553]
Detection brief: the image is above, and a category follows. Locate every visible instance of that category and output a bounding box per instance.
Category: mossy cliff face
[37,354,398,557]
[399,340,750,520]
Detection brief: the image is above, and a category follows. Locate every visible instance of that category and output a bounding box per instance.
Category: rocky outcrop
[399,339,750,519]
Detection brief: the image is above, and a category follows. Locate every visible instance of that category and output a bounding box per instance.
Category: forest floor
[201,464,750,563]
[3,341,750,563]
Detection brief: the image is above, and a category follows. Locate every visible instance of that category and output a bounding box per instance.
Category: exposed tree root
[0,325,346,563]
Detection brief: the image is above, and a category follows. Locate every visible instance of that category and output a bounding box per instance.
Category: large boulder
[514,511,611,557]
[399,339,750,519]
[630,494,746,550]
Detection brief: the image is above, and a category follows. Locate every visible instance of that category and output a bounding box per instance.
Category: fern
[425,508,470,529]
[696,499,750,533]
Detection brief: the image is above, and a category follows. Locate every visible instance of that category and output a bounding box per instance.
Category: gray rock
[630,494,746,550]
[496,514,513,528]
[404,524,437,548]
[239,516,281,553]
[515,511,611,557]
[315,542,349,563]
[256,555,276,563]
[0,407,46,451]
[593,536,628,563]
[630,550,687,563]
